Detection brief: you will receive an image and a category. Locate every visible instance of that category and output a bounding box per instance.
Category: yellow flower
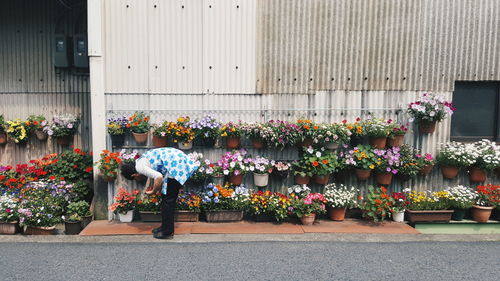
[369,164,375,169]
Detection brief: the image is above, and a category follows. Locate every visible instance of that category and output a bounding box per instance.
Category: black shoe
[152,227,162,234]
[153,232,174,240]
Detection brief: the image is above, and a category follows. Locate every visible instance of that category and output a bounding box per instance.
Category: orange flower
[134,122,139,126]
[322,159,329,165]
[312,161,319,167]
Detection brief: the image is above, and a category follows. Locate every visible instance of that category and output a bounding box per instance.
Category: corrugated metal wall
[256,0,500,93]
[0,0,91,165]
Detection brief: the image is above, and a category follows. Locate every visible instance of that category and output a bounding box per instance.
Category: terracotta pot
[139,211,162,222]
[441,165,460,179]
[152,135,168,147]
[376,172,393,186]
[469,167,487,183]
[132,132,148,144]
[56,135,72,146]
[0,132,7,145]
[205,210,243,222]
[251,139,266,149]
[294,174,310,185]
[300,214,316,225]
[0,221,19,234]
[369,137,387,149]
[327,207,346,221]
[387,135,404,147]
[24,226,56,235]
[471,205,493,223]
[354,169,371,181]
[35,130,48,141]
[226,137,241,149]
[229,173,244,185]
[301,138,314,147]
[64,221,82,235]
[406,210,453,223]
[313,174,330,185]
[253,173,269,187]
[418,120,437,134]
[175,210,200,222]
[420,164,434,176]
[178,141,193,150]
[110,134,125,147]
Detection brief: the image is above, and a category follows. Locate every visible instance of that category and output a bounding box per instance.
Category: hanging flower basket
[226,136,241,149]
[376,172,393,186]
[205,210,243,222]
[35,130,48,141]
[440,165,460,179]
[253,173,269,187]
[175,210,200,222]
[418,120,437,134]
[201,137,216,147]
[313,174,330,185]
[24,226,56,235]
[110,134,125,147]
[368,137,387,149]
[152,135,168,147]
[354,169,371,181]
[300,213,316,225]
[387,135,404,147]
[55,135,72,146]
[471,205,493,223]
[229,173,244,185]
[132,132,148,144]
[468,167,487,183]
[0,221,20,235]
[294,174,310,185]
[419,164,434,176]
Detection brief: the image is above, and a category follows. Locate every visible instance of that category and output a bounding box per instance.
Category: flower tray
[24,226,56,235]
[175,210,200,222]
[0,221,20,235]
[205,210,243,222]
[406,210,454,223]
[139,211,162,222]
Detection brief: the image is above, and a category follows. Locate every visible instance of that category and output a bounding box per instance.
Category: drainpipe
[88,0,108,220]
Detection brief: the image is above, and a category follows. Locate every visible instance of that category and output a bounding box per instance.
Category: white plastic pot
[253,173,269,187]
[392,211,405,223]
[118,211,134,223]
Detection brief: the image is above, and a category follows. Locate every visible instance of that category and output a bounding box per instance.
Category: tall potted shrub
[201,183,249,222]
[107,116,128,147]
[128,112,150,144]
[324,183,359,221]
[446,185,476,221]
[48,114,80,146]
[407,93,455,134]
[0,194,20,234]
[437,142,475,179]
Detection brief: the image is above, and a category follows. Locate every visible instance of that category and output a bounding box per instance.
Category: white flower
[316,152,322,157]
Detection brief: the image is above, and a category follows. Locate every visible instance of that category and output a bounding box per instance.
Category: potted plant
[106,116,128,146]
[396,145,421,181]
[364,118,391,149]
[324,183,359,221]
[446,185,476,221]
[175,191,202,222]
[466,140,499,183]
[266,120,301,150]
[203,161,224,186]
[303,147,338,185]
[5,119,30,145]
[248,156,273,187]
[345,118,366,146]
[407,93,455,134]
[247,191,291,222]
[292,159,313,185]
[137,192,161,222]
[271,161,292,179]
[0,194,20,234]
[18,199,61,235]
[241,122,273,149]
[47,114,80,146]
[172,116,195,150]
[186,152,210,186]
[220,122,242,149]
[405,189,453,223]
[436,142,475,179]
[361,186,395,222]
[218,150,250,185]
[97,150,121,182]
[373,147,401,186]
[416,152,435,176]
[188,114,221,147]
[67,200,93,229]
[27,115,51,141]
[0,115,7,144]
[290,192,327,225]
[109,188,140,222]
[316,123,351,150]
[387,123,408,147]
[391,192,408,222]
[344,144,377,180]
[128,112,150,144]
[296,119,317,147]
[119,149,140,166]
[152,121,173,147]
[201,183,249,222]
[63,213,82,235]
[472,185,499,223]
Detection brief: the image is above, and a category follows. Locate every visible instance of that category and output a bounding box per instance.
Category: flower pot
[178,141,193,150]
[324,142,339,150]
[35,130,48,141]
[396,173,412,182]
[387,135,404,147]
[452,209,467,221]
[175,210,200,222]
[254,213,276,222]
[56,135,72,146]
[327,207,346,221]
[117,211,134,223]
[81,215,93,229]
[136,211,160,222]
[253,173,269,187]
[392,211,405,223]
[212,176,225,186]
[201,137,216,147]
[406,210,453,223]
[272,170,289,179]
[294,174,310,185]
[64,221,82,235]
[300,214,316,225]
[229,173,244,185]
[226,137,241,149]
[0,221,19,234]
[152,135,168,147]
[471,205,493,223]
[24,226,56,235]
[251,139,266,149]
[110,134,125,147]
[468,167,487,183]
[102,175,116,183]
[0,132,7,145]
[354,169,371,181]
[441,165,460,179]
[368,137,387,149]
[205,210,243,222]
[376,172,393,186]
[313,174,330,185]
[418,120,437,134]
[494,208,500,221]
[419,164,434,176]
[301,138,314,147]
[132,132,148,144]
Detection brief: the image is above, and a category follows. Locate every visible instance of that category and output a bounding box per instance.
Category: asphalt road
[0,241,498,281]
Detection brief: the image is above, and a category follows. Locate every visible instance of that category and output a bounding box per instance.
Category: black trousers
[160,178,182,235]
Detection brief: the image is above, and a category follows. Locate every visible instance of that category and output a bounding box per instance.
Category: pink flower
[5,208,11,213]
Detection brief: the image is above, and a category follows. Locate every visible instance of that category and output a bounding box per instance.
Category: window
[451,81,500,141]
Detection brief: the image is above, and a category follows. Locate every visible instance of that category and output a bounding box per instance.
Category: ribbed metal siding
[256,0,500,94]
[0,0,90,165]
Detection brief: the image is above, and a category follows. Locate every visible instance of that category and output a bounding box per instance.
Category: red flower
[49,176,56,180]
[73,165,78,169]
[85,167,93,173]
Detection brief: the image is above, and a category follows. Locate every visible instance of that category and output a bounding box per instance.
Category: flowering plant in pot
[290,193,327,225]
[301,146,338,185]
[315,123,352,150]
[387,123,409,147]
[220,122,242,149]
[172,116,195,149]
[137,192,161,222]
[128,112,150,144]
[390,192,408,222]
[66,200,93,228]
[361,186,394,222]
[62,213,82,235]
[5,119,30,144]
[119,149,140,165]
[364,118,391,149]
[97,150,121,182]
[176,191,202,222]
[201,183,249,222]
[27,115,51,141]
[407,93,455,133]
[107,116,128,146]
[373,147,401,185]
[203,161,225,185]
[48,148,94,182]
[291,159,314,185]
[240,122,273,149]
[436,142,475,179]
[416,152,435,176]
[0,194,20,234]
[404,189,453,223]
[295,119,318,147]
[345,117,366,144]
[247,191,291,222]
[287,184,312,199]
[396,145,421,181]
[218,150,251,185]
[272,161,292,179]
[465,140,499,183]
[48,114,80,145]
[324,183,359,221]
[18,197,62,235]
[445,185,476,221]
[248,156,273,187]
[343,144,377,180]
[188,114,221,147]
[266,120,302,150]
[109,188,140,222]
[473,185,499,223]
[151,121,174,147]
[186,152,210,185]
